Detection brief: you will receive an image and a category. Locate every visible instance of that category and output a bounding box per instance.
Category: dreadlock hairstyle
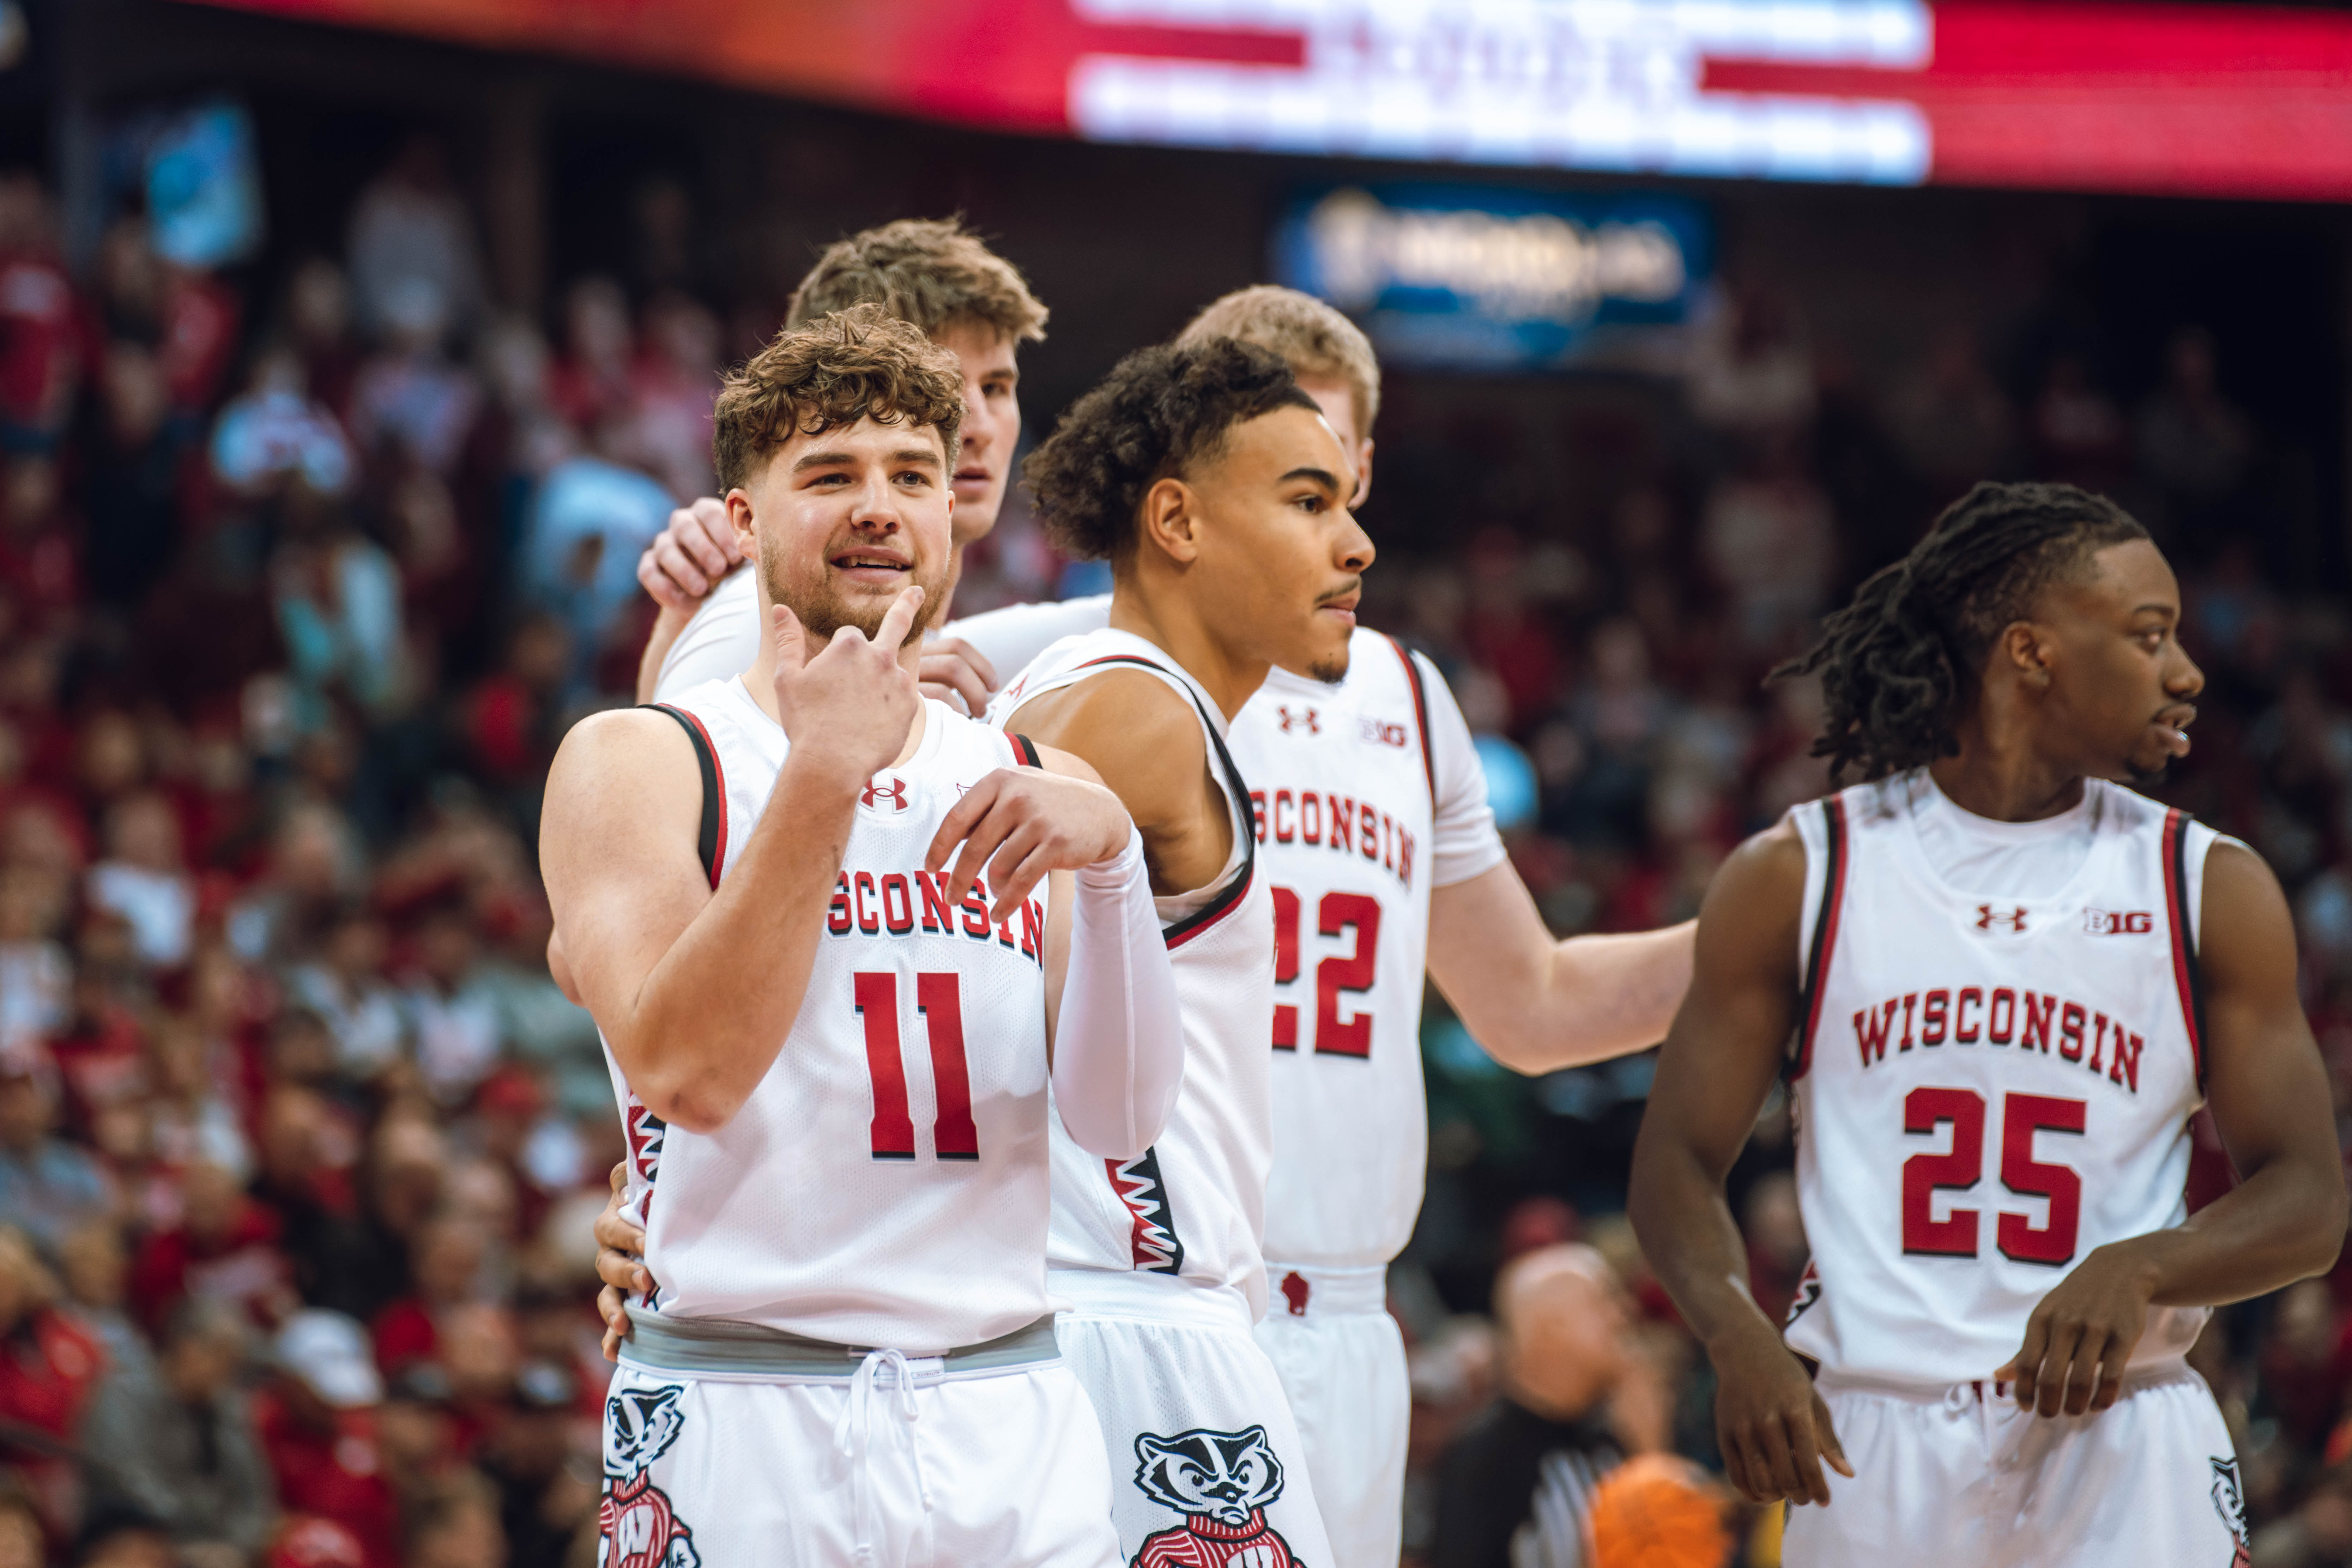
[1775,481,2150,785]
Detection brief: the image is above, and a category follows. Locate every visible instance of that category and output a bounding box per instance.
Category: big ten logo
[2083,908,2153,935]
[1358,715,1408,748]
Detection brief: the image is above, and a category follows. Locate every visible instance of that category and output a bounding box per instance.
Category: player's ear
[725,487,758,555]
[1351,438,1375,509]
[1998,621,2055,688]
[1137,476,1201,565]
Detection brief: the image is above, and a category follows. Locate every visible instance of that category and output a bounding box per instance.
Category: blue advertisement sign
[1273,184,1712,371]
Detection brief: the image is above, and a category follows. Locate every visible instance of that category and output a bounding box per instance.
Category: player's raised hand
[925,759,1133,923]
[636,496,743,607]
[1996,1242,2153,1418]
[918,635,999,715]
[1708,1319,1852,1507]
[770,586,925,785]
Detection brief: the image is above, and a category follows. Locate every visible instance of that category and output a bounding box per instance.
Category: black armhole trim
[643,704,720,887]
[2169,810,2211,1082]
[1788,795,1847,1082]
[1009,733,1042,769]
[1072,654,1256,948]
[1389,636,1438,800]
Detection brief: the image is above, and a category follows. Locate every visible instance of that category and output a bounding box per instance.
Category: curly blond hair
[1176,285,1380,436]
[786,218,1048,345]
[712,304,966,493]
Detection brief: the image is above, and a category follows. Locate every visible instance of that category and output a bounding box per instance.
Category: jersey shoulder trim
[2162,807,2209,1081]
[1384,635,1437,799]
[1007,732,1042,769]
[641,703,728,887]
[1072,653,1258,950]
[1789,794,1850,1082]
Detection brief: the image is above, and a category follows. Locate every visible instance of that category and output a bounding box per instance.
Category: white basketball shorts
[1053,1270,1335,1567]
[1255,1262,1408,1568]
[1782,1360,2249,1568]
[600,1335,1120,1568]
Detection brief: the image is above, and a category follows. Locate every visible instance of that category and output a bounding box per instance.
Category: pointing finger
[925,773,1000,873]
[873,584,925,654]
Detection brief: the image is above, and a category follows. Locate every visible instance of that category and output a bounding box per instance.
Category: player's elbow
[2293,1162,2351,1278]
[625,1062,743,1137]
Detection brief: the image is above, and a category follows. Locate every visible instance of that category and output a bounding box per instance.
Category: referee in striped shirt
[1433,1245,1642,1568]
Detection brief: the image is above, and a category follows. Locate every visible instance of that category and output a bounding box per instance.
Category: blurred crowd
[0,121,2343,1568]
[0,133,702,1568]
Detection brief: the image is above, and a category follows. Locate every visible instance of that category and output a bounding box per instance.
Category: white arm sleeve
[1051,827,1184,1160]
[1420,652,1511,887]
[945,594,1113,686]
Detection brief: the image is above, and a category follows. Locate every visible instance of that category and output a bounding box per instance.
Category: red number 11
[853,971,978,1161]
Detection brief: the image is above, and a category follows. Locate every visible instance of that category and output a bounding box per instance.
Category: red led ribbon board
[186,0,2352,200]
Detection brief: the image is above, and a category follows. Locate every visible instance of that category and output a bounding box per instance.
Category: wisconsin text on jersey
[1248,785,1416,892]
[1851,985,2150,1092]
[823,867,1047,968]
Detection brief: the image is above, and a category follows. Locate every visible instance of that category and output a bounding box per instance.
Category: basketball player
[615,282,1695,1567]
[539,307,1187,1567]
[979,336,1363,1563]
[1627,483,2346,1566]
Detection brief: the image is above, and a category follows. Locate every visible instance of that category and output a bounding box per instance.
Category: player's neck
[1928,724,2087,824]
[1104,576,1269,723]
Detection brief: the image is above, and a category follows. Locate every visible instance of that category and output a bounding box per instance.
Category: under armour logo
[1976,904,2029,933]
[861,777,910,812]
[1277,706,1320,735]
[1280,1270,1310,1317]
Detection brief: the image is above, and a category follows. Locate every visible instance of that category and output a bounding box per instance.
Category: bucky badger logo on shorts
[1129,1425,1304,1567]
[600,1384,699,1568]
[2211,1456,2252,1567]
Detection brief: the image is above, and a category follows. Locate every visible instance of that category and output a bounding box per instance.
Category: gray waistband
[619,1307,1060,1381]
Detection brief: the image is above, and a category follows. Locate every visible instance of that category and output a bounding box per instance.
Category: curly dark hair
[1022,338,1320,562]
[1775,481,2151,784]
[711,304,965,494]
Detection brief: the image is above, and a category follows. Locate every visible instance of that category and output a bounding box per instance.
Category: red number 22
[1271,887,1379,1058]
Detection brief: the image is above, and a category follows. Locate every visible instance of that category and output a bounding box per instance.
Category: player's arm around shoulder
[1003,670,1226,895]
[538,708,715,1107]
[1630,819,1849,1508]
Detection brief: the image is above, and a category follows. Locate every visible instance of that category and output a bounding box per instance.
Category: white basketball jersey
[990,629,1277,1318]
[1784,770,2218,1385]
[1240,632,1481,1272]
[606,677,1056,1354]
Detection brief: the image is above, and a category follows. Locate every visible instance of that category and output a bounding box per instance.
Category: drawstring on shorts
[832,1349,932,1562]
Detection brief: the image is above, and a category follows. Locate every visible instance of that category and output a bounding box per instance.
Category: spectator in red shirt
[0,458,79,633]
[0,1225,104,1535]
[256,1310,399,1568]
[128,1158,294,1334]
[0,174,86,451]
[545,277,630,437]
[370,1216,484,1379]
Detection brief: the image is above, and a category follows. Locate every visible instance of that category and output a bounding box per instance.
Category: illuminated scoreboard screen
[190,0,2352,200]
